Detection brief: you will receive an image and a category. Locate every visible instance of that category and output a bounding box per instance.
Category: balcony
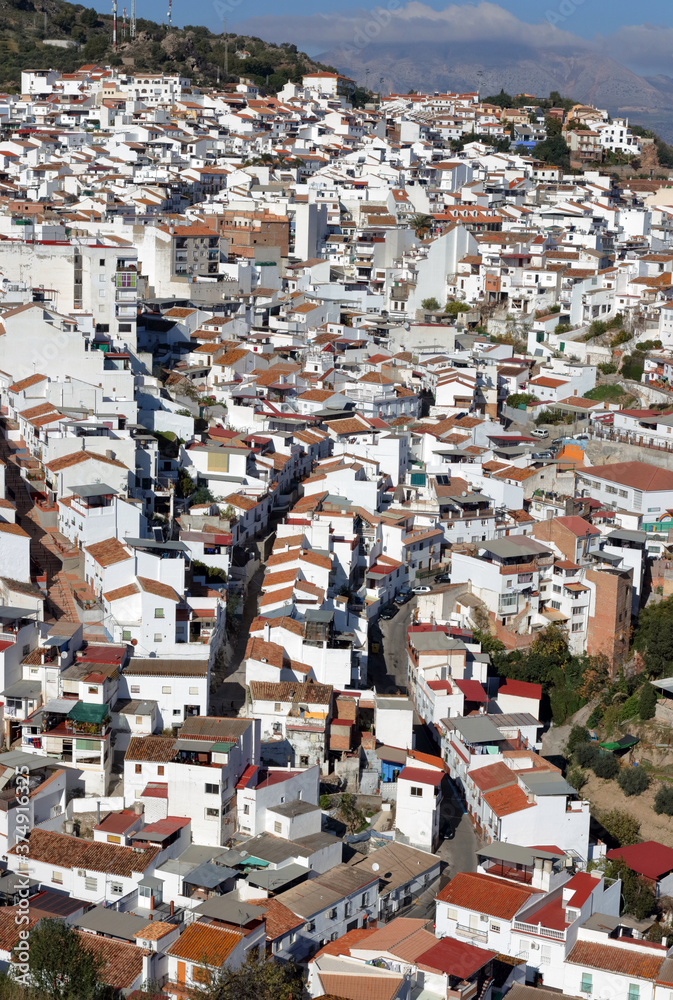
[456,922,488,943]
[512,920,566,941]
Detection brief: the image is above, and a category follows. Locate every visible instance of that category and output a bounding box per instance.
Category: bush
[654,785,673,816]
[566,725,589,757]
[555,322,572,335]
[421,297,440,311]
[575,743,600,769]
[567,766,587,792]
[618,767,650,797]
[445,301,471,316]
[593,752,620,780]
[598,362,618,374]
[587,704,604,728]
[602,808,641,845]
[611,330,631,347]
[319,794,332,810]
[639,683,657,720]
[618,693,640,722]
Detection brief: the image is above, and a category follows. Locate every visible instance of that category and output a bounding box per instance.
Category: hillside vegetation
[0,0,335,92]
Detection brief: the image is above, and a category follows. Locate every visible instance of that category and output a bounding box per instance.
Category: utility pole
[223,16,228,82]
[130,0,136,40]
[112,0,117,51]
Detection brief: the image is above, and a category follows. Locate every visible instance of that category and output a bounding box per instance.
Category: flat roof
[75,905,148,942]
[476,842,563,866]
[453,715,504,744]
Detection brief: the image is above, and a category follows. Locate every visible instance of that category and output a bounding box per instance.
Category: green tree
[566,725,589,757]
[80,7,99,27]
[177,469,195,499]
[633,595,673,677]
[618,767,650,797]
[593,753,619,780]
[192,485,215,505]
[602,808,640,846]
[410,213,434,238]
[338,792,366,834]
[532,134,570,170]
[445,301,470,316]
[421,297,441,311]
[26,919,111,1000]
[654,785,673,815]
[484,89,513,108]
[603,858,655,919]
[639,683,657,720]
[575,742,600,769]
[544,115,563,135]
[195,950,304,1000]
[506,393,538,409]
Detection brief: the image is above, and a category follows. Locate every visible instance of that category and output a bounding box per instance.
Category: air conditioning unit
[76,869,86,877]
[530,942,540,951]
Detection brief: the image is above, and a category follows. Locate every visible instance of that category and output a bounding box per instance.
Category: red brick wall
[585,568,632,674]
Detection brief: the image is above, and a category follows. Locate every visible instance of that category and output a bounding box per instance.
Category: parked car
[531,427,549,438]
[551,437,566,446]
[435,573,452,583]
[574,433,590,441]
[395,590,413,605]
[379,603,397,620]
[532,450,554,460]
[412,585,432,594]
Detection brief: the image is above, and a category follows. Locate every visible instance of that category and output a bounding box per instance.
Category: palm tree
[411,213,434,239]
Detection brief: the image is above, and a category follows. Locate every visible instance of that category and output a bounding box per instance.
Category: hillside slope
[0,0,333,92]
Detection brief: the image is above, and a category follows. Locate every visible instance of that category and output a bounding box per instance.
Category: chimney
[96,801,100,825]
[264,621,270,642]
[170,900,175,916]
[149,894,154,911]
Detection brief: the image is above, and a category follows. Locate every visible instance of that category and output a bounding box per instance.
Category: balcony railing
[512,920,565,941]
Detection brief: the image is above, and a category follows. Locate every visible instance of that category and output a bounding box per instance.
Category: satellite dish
[61,650,68,659]
[372,863,379,872]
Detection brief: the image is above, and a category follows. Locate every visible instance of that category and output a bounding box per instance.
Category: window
[300,755,309,766]
[123,630,132,641]
[88,685,98,694]
[274,821,282,834]
[274,702,281,712]
[189,686,199,695]
[491,923,500,933]
[572,622,583,632]
[243,804,250,814]
[157,766,164,776]
[22,645,29,657]
[205,808,220,818]
[99,258,105,266]
[154,608,164,618]
[135,764,142,774]
[130,685,140,694]
[52,871,63,884]
[328,908,337,919]
[111,883,123,895]
[361,892,368,906]
[580,974,593,994]
[85,876,98,892]
[135,716,142,725]
[410,786,423,797]
[162,686,171,694]
[628,987,639,1000]
[205,783,219,795]
[447,908,458,920]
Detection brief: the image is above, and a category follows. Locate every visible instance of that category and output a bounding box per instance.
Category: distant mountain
[320,40,673,140]
[0,0,331,93]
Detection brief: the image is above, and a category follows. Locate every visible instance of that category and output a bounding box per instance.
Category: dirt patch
[582,770,673,844]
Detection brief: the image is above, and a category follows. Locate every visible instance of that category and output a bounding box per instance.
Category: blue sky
[97,0,673,76]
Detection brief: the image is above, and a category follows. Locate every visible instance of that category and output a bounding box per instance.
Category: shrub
[555,322,572,335]
[593,752,620,780]
[618,693,640,722]
[319,794,332,810]
[566,725,589,757]
[587,704,604,728]
[611,330,631,347]
[639,683,657,720]
[575,743,600,769]
[421,297,440,311]
[602,808,641,845]
[567,766,587,792]
[598,362,617,374]
[654,785,673,816]
[618,767,650,797]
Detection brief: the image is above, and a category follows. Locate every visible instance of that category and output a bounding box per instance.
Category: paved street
[369,600,414,693]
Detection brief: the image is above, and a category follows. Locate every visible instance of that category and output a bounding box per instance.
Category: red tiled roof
[436,872,540,919]
[417,936,496,978]
[398,766,443,787]
[454,678,488,703]
[498,678,542,701]
[606,842,673,881]
[566,939,666,979]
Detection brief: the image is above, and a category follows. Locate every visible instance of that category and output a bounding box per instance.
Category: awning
[66,703,109,724]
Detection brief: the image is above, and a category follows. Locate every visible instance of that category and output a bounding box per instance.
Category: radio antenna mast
[167,0,172,26]
[112,0,117,50]
[130,0,136,40]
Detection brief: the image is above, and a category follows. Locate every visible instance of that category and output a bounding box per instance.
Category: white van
[531,428,549,438]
